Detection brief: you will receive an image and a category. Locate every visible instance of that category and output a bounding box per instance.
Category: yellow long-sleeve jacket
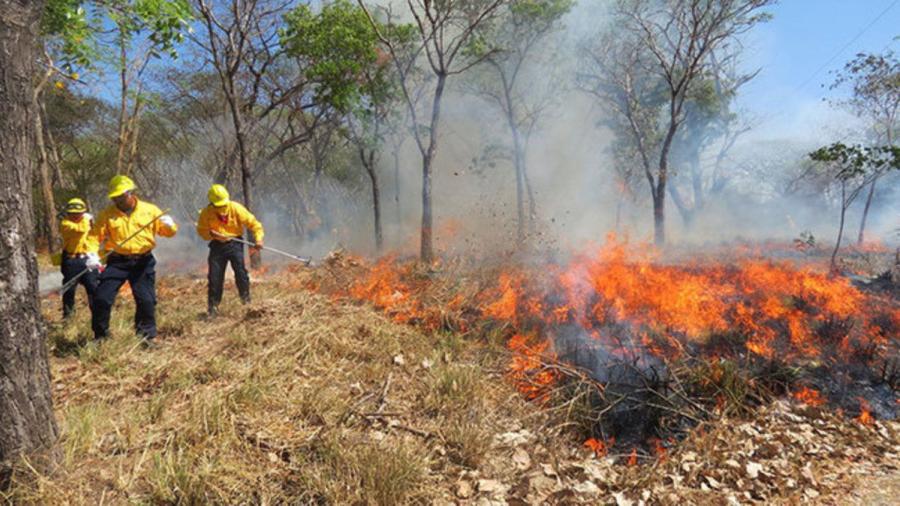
[90,199,177,255]
[196,201,264,244]
[60,216,99,255]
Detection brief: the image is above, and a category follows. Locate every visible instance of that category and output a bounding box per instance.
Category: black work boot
[208,304,219,318]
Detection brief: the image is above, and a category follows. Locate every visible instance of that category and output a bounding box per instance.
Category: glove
[159,215,175,228]
[85,253,102,271]
[252,241,263,251]
[84,212,94,222]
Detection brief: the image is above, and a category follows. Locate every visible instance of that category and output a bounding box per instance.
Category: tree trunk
[501,81,526,245]
[0,0,59,487]
[856,176,878,246]
[512,137,526,245]
[124,97,144,176]
[362,149,383,254]
[856,127,891,246]
[33,91,60,251]
[224,80,260,268]
[420,73,447,264]
[115,20,129,174]
[523,158,537,235]
[690,149,704,217]
[668,184,694,229]
[40,101,67,190]
[653,192,665,246]
[393,147,401,225]
[653,120,678,246]
[831,181,847,272]
[421,153,434,263]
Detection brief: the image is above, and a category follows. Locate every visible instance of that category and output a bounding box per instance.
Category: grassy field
[5,269,898,504]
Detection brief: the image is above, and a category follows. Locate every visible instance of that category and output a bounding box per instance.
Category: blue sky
[737,0,900,141]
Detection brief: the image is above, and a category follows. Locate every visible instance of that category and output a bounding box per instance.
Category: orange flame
[856,398,874,426]
[792,387,826,407]
[649,437,668,462]
[313,236,899,429]
[584,437,614,458]
[506,333,559,400]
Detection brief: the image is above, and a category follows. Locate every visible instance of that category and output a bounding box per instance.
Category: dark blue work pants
[61,254,98,318]
[92,253,157,340]
[208,240,250,310]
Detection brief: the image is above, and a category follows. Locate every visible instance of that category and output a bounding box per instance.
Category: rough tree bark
[0,0,59,488]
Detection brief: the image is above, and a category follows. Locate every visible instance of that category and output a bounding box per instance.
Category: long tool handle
[210,230,312,265]
[58,210,170,294]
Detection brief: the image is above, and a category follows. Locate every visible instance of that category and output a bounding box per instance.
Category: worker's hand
[251,242,263,252]
[85,253,102,271]
[159,215,175,229]
[84,212,94,222]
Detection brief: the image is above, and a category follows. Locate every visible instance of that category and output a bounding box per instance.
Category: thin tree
[810,143,900,271]
[579,28,662,234]
[829,51,900,245]
[472,0,572,244]
[282,0,407,252]
[667,48,757,229]
[594,0,773,245]
[358,0,506,263]
[195,0,338,265]
[33,52,63,250]
[0,0,59,487]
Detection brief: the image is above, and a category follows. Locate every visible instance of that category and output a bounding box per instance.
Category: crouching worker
[89,175,177,345]
[196,184,264,317]
[59,198,100,318]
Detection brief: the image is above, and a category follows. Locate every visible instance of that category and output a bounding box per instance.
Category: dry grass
[4,267,897,505]
[6,273,548,505]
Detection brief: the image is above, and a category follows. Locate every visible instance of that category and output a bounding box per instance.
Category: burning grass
[310,237,899,452]
[8,245,899,504]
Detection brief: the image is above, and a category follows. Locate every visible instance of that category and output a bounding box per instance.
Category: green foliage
[42,0,194,70]
[282,0,382,113]
[134,0,194,59]
[509,0,574,26]
[483,0,573,56]
[42,0,94,68]
[809,142,900,181]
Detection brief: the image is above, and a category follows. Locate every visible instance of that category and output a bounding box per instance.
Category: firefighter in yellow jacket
[196,184,264,316]
[88,175,177,343]
[59,198,100,318]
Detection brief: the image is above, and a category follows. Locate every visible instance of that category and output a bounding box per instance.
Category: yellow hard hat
[108,174,136,198]
[208,184,230,207]
[65,198,87,213]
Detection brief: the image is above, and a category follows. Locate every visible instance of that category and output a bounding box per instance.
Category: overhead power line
[792,0,899,94]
